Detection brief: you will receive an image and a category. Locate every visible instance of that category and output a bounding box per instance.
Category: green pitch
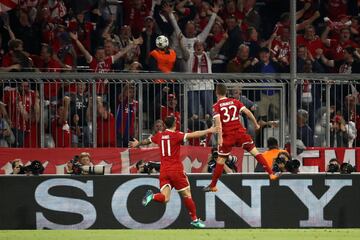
[0,229,360,240]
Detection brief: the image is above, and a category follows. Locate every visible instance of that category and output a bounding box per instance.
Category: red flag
[0,0,18,13]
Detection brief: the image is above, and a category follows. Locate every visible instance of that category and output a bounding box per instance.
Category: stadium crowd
[0,0,360,149]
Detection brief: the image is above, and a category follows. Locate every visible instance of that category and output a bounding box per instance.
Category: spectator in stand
[70,31,142,96]
[161,94,181,131]
[220,14,243,62]
[2,82,36,147]
[55,30,77,69]
[297,45,325,73]
[68,10,95,65]
[24,90,40,148]
[330,112,356,147]
[319,46,360,73]
[243,27,261,58]
[51,96,71,148]
[1,39,23,71]
[297,25,324,57]
[12,9,41,54]
[343,94,360,147]
[0,101,15,147]
[69,82,91,147]
[167,2,218,72]
[181,39,214,120]
[226,44,252,73]
[123,0,150,36]
[321,26,358,61]
[220,0,244,24]
[251,47,283,121]
[297,109,314,147]
[139,16,158,71]
[323,0,351,21]
[116,84,138,147]
[269,27,291,68]
[96,100,116,148]
[31,44,63,100]
[242,0,262,31]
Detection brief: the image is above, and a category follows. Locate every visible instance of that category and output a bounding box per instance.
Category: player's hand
[129,138,139,148]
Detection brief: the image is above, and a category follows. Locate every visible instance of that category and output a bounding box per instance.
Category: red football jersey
[212,97,246,133]
[150,130,186,172]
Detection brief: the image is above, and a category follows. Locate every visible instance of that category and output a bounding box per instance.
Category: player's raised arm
[241,107,261,130]
[128,138,152,148]
[185,126,219,140]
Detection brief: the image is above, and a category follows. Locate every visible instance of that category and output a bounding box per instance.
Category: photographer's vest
[150,49,176,74]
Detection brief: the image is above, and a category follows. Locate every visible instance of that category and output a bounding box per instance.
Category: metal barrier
[0,72,359,150]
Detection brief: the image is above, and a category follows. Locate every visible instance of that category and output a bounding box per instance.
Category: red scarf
[192,53,209,73]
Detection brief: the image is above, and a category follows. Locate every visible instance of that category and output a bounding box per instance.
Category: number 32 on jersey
[220,105,239,123]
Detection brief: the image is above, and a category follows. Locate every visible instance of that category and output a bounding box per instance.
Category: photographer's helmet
[156,35,169,49]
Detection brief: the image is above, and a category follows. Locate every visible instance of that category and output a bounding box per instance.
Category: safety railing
[0,72,359,150]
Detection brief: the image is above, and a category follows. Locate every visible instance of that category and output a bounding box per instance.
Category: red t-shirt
[2,53,13,67]
[24,122,40,148]
[328,39,358,60]
[271,39,290,60]
[212,97,246,133]
[150,129,186,172]
[3,89,35,131]
[51,118,71,147]
[296,35,324,56]
[89,56,114,95]
[161,105,181,131]
[97,113,116,147]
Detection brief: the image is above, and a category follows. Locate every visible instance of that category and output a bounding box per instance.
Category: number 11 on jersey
[161,139,171,156]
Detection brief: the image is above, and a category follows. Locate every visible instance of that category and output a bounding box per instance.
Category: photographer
[272,152,300,174]
[255,137,288,172]
[135,160,161,174]
[326,158,340,173]
[66,152,105,175]
[202,148,237,173]
[11,159,23,175]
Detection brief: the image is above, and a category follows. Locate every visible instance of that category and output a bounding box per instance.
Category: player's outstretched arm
[185,126,219,140]
[129,138,151,148]
[242,107,261,130]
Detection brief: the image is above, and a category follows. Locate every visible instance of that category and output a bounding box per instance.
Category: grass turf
[0,229,360,240]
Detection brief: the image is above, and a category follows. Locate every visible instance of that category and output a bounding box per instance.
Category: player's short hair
[216,84,227,96]
[267,137,279,149]
[164,115,176,129]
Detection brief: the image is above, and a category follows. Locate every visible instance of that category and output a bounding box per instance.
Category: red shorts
[159,171,190,191]
[218,131,255,156]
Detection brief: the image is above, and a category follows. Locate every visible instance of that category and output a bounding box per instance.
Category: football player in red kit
[203,84,279,192]
[129,116,218,228]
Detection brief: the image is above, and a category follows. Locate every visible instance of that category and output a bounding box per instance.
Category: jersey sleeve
[176,131,187,144]
[150,132,161,145]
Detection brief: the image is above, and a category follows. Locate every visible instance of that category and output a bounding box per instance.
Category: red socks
[255,153,274,175]
[183,196,198,221]
[153,193,165,203]
[210,162,224,187]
